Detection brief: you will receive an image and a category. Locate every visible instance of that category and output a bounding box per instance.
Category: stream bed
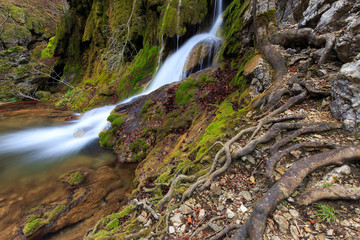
[0,101,136,239]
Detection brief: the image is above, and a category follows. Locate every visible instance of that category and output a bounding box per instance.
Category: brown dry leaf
[249,176,255,183]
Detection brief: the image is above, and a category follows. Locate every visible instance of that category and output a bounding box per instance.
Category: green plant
[313,203,338,223]
[322,183,333,188]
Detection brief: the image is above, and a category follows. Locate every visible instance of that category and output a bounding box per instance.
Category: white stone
[340,60,360,81]
[169,226,175,234]
[170,213,183,227]
[179,224,186,233]
[326,229,334,236]
[199,209,206,220]
[239,204,248,213]
[226,209,235,219]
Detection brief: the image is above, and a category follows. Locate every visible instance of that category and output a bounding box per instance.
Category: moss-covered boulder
[60,169,88,187]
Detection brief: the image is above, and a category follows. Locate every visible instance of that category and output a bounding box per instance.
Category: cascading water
[0,0,223,162]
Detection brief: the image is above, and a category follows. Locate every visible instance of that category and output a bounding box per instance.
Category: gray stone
[210,183,222,196]
[340,60,360,81]
[199,209,206,220]
[244,55,272,98]
[170,213,183,227]
[290,225,299,239]
[316,0,354,33]
[273,214,289,233]
[330,68,360,130]
[179,204,193,215]
[226,209,235,219]
[209,222,222,232]
[289,209,300,218]
[240,191,252,201]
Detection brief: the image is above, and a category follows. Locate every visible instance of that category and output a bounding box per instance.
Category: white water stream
[0,0,223,161]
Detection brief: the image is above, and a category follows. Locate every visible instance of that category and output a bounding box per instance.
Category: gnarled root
[266,141,338,180]
[298,185,360,206]
[132,198,159,220]
[235,147,360,240]
[270,28,336,65]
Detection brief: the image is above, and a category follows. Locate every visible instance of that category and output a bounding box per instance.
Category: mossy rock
[22,204,66,237]
[23,217,45,237]
[60,169,88,187]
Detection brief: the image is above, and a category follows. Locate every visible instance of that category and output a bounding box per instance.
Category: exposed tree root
[190,216,225,239]
[249,90,307,141]
[242,147,360,239]
[266,141,338,180]
[209,224,242,240]
[123,228,149,240]
[269,122,341,155]
[298,185,360,206]
[158,174,195,207]
[132,198,159,220]
[270,28,336,65]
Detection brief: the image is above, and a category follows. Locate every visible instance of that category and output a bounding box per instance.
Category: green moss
[99,130,116,148]
[111,117,124,128]
[105,218,119,230]
[44,205,66,223]
[141,99,153,116]
[61,170,86,186]
[221,0,250,58]
[256,8,277,24]
[23,217,44,237]
[41,37,56,59]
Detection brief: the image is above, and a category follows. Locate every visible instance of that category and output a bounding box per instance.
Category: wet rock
[60,169,88,187]
[244,55,272,98]
[299,0,332,28]
[273,214,289,233]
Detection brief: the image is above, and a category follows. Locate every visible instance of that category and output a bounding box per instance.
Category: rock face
[243,55,272,98]
[331,55,360,130]
[0,0,67,102]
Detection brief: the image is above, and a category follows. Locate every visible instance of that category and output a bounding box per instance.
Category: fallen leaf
[249,176,255,183]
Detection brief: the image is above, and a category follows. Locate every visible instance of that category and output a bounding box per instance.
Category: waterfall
[0,0,223,162]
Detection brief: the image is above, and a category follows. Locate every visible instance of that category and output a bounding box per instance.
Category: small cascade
[0,0,224,162]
